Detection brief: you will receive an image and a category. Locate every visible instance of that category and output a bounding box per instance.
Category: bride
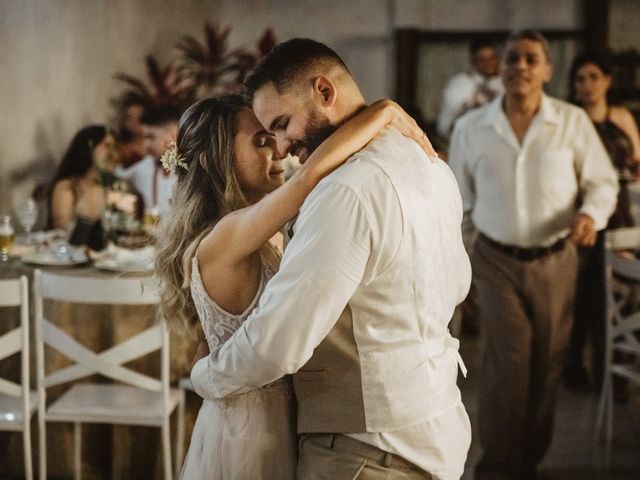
[154,94,431,479]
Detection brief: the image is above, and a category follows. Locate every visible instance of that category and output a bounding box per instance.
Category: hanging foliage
[112,55,194,112]
[175,23,277,98]
[111,23,277,123]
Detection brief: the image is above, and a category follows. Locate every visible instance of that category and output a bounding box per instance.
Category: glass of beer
[143,206,161,237]
[0,215,15,261]
[143,206,160,227]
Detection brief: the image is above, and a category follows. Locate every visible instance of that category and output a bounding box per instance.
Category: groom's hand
[191,340,209,370]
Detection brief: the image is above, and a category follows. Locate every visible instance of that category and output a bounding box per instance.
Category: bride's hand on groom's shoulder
[371,99,437,159]
[191,340,209,370]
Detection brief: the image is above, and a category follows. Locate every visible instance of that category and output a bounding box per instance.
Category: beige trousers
[472,236,578,479]
[297,434,433,480]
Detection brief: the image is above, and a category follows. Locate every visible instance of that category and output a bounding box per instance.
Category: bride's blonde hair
[155,95,250,335]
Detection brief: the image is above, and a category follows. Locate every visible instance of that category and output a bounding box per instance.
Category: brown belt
[479,233,566,261]
[306,433,426,472]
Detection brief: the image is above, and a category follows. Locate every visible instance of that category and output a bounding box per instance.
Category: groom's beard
[290,109,337,164]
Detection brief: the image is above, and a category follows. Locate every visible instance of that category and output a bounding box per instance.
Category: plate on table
[114,232,153,249]
[21,250,90,267]
[93,258,154,274]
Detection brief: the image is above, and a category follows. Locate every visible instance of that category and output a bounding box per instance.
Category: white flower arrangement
[160,141,189,173]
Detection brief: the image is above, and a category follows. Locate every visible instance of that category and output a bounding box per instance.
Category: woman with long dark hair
[48,125,116,231]
[570,51,640,228]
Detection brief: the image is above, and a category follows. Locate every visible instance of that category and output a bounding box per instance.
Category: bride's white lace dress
[179,255,296,480]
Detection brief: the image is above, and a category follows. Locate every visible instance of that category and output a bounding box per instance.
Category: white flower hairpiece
[160,141,188,173]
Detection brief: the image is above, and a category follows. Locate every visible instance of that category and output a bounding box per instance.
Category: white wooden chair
[604,226,640,252]
[0,275,35,480]
[595,227,640,457]
[34,270,184,480]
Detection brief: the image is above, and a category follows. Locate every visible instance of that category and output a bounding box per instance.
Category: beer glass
[143,206,160,237]
[0,215,14,261]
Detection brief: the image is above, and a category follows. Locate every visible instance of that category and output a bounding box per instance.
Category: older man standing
[449,31,618,480]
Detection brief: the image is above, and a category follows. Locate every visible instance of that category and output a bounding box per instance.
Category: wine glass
[15,198,38,244]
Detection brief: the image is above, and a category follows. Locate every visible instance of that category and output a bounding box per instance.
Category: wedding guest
[450,31,618,479]
[115,104,180,215]
[191,38,470,479]
[114,98,149,168]
[48,125,116,248]
[565,51,640,392]
[571,51,640,227]
[154,94,431,478]
[437,38,504,139]
[110,90,153,166]
[120,99,147,140]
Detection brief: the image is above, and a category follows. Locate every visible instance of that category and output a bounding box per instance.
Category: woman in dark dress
[48,125,117,249]
[565,52,640,393]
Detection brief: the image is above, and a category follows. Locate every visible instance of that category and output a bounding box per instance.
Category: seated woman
[48,125,117,248]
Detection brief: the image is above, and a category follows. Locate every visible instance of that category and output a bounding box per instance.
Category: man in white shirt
[191,38,472,479]
[115,104,179,215]
[449,31,618,480]
[437,38,504,139]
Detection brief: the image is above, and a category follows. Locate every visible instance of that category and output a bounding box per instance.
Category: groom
[191,38,472,479]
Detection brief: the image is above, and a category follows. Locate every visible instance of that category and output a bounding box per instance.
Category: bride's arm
[200,99,432,264]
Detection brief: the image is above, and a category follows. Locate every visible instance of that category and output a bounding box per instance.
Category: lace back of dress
[190,255,275,351]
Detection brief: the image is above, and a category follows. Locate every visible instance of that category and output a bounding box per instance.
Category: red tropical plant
[112,55,193,111]
[111,23,277,123]
[175,23,277,98]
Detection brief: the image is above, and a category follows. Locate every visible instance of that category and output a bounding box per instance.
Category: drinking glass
[143,206,161,237]
[101,208,117,245]
[15,198,38,244]
[0,215,14,261]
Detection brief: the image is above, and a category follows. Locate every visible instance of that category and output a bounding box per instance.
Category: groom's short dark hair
[244,38,350,102]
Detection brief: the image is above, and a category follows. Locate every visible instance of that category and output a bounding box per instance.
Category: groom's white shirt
[192,127,472,477]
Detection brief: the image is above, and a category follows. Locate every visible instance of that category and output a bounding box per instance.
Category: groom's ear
[312,76,337,108]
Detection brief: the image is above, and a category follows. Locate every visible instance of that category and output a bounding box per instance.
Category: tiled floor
[458,332,640,479]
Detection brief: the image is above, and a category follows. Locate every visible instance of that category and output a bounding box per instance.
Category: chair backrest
[0,276,30,414]
[33,270,169,397]
[605,226,640,252]
[604,229,640,362]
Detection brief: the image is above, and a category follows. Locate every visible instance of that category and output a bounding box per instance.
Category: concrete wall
[394,0,582,30]
[610,0,640,51]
